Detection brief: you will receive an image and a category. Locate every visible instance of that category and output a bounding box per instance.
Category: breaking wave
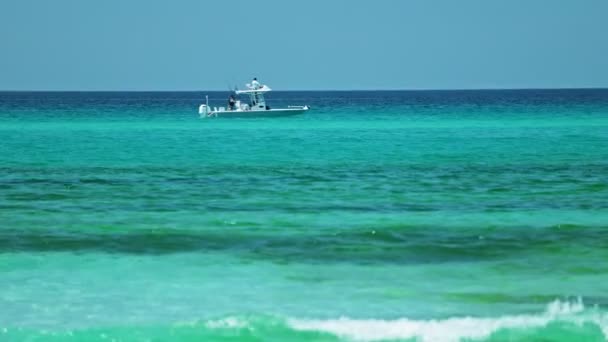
[288,298,608,341]
[2,299,607,341]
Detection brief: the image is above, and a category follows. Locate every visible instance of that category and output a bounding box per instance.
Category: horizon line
[1,86,608,92]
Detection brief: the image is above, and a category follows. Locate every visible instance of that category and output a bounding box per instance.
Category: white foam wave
[288,298,608,342]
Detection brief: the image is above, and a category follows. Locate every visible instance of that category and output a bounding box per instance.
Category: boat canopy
[235,85,272,94]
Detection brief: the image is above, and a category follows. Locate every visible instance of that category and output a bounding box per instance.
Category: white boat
[198,82,309,118]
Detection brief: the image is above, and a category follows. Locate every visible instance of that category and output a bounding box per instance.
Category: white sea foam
[288,298,608,342]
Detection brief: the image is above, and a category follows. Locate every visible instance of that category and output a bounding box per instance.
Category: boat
[198,81,310,118]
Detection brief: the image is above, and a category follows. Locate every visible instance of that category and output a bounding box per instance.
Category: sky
[1,0,607,90]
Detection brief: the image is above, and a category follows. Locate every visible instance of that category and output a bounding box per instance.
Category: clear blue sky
[1,0,607,90]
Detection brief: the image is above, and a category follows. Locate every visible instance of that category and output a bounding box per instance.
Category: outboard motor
[199,95,211,117]
[199,104,209,117]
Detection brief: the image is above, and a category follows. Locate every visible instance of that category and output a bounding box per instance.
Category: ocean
[1,89,607,341]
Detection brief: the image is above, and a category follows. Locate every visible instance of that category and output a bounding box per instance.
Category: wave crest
[288,298,607,342]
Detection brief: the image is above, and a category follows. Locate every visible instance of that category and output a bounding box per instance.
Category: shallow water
[1,90,608,341]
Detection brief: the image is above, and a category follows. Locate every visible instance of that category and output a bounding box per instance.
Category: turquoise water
[1,90,608,341]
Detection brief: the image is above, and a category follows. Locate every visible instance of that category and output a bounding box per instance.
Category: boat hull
[203,107,309,118]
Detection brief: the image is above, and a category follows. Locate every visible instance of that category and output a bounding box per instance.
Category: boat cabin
[235,85,272,111]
